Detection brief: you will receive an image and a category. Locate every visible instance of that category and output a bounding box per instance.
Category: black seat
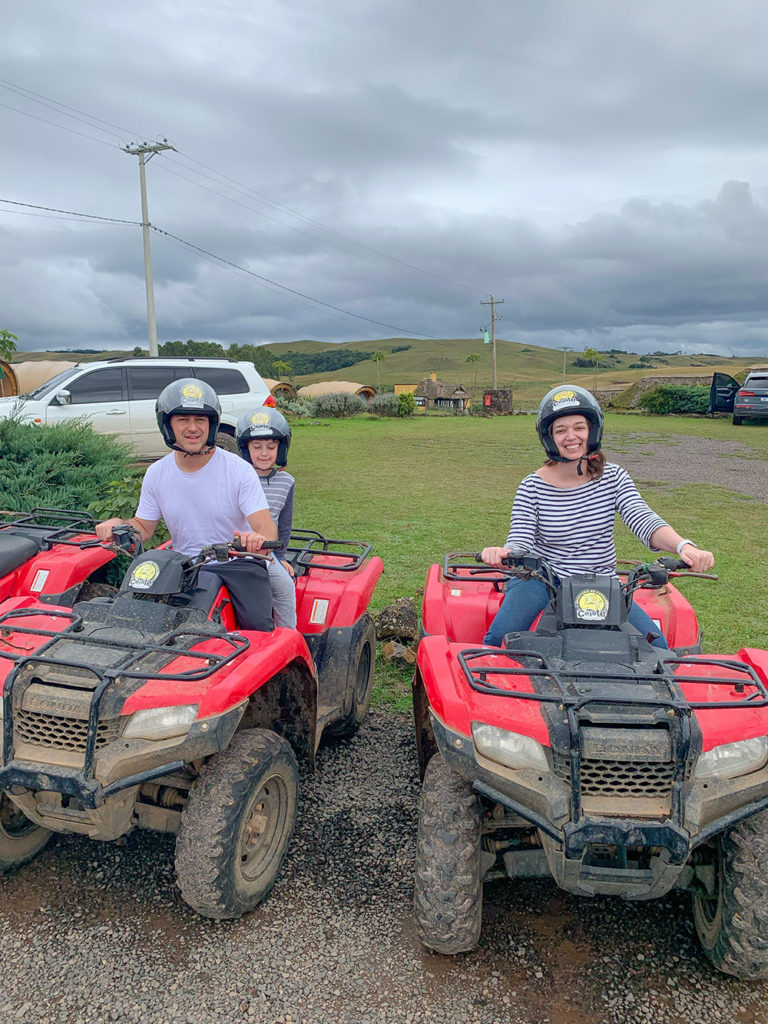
[0,533,41,576]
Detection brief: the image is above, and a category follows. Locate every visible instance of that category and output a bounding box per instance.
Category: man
[96,378,278,630]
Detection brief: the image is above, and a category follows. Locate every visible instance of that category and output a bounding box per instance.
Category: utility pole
[123,140,176,357]
[480,295,504,389]
[561,345,572,381]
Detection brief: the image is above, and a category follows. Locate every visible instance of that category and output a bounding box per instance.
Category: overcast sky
[2,0,767,357]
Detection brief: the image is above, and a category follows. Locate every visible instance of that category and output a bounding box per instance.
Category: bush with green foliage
[87,472,170,546]
[637,384,710,416]
[397,392,418,417]
[308,392,365,418]
[368,392,400,417]
[0,416,131,512]
[275,396,312,418]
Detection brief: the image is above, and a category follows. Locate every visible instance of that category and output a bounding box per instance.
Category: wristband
[676,539,697,555]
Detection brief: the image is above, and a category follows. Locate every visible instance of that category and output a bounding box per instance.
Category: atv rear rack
[0,507,99,549]
[286,529,371,573]
[0,605,249,785]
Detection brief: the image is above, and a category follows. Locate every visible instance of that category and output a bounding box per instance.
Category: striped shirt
[504,463,668,577]
[258,468,295,558]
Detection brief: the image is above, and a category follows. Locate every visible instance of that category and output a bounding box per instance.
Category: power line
[0,199,138,225]
[1,197,434,338]
[1,77,484,298]
[0,102,120,150]
[150,224,434,338]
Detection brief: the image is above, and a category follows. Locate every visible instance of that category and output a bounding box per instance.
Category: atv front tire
[0,793,52,872]
[414,753,483,954]
[76,581,118,603]
[175,728,298,919]
[324,615,376,739]
[692,809,768,979]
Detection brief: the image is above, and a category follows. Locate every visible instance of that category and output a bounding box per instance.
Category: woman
[481,385,715,648]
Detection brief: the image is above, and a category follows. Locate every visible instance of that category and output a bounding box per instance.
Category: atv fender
[297,556,383,633]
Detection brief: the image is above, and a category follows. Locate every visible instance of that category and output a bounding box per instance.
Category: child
[235,408,297,628]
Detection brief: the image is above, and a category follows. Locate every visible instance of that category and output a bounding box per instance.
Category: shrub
[368,392,400,417]
[88,472,170,546]
[0,416,131,512]
[637,385,710,416]
[275,396,312,417]
[308,392,365,418]
[397,392,418,417]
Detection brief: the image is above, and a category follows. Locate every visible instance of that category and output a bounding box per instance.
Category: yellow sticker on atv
[130,560,160,590]
[575,588,608,621]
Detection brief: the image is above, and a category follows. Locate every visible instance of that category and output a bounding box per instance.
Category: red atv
[0,507,132,605]
[413,551,768,979]
[0,529,382,919]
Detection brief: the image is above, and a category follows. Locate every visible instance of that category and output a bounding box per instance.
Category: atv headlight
[694,736,768,781]
[122,704,199,742]
[471,723,549,772]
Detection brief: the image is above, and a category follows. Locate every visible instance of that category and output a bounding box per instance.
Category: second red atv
[0,507,130,605]
[0,529,382,919]
[413,551,768,979]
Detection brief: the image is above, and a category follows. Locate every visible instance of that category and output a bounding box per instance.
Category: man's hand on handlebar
[95,517,126,543]
[232,530,278,556]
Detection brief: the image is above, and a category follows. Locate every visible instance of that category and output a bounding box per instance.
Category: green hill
[14,339,757,409]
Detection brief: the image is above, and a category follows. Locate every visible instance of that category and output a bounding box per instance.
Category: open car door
[709,372,739,413]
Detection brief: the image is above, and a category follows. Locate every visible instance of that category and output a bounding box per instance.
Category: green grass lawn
[289,412,768,701]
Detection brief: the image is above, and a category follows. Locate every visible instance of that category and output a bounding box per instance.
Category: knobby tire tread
[414,753,483,954]
[175,728,298,919]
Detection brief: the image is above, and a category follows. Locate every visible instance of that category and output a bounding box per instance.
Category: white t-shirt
[137,449,270,556]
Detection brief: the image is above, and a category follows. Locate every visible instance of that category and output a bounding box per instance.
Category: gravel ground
[2,711,767,1024]
[608,432,768,504]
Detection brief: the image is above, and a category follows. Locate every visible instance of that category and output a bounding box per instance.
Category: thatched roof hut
[0,360,78,398]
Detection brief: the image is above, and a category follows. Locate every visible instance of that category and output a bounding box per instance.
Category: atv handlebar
[196,538,281,564]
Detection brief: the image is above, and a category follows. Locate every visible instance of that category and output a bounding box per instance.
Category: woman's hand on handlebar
[480,546,509,568]
[678,544,715,573]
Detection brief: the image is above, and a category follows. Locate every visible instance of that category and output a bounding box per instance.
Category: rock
[374,598,419,643]
[382,640,416,667]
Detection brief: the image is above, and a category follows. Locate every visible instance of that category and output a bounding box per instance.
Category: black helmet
[155,378,221,451]
[536,386,603,462]
[236,407,292,467]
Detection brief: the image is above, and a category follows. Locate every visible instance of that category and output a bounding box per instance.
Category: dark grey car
[709,371,768,425]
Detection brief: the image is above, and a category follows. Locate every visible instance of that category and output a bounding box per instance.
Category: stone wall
[601,374,712,409]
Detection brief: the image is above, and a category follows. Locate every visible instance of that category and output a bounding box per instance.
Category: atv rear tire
[324,615,376,739]
[0,793,52,872]
[175,728,298,919]
[692,809,768,979]
[414,753,483,954]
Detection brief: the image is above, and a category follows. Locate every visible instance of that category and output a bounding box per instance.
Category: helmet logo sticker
[250,412,272,427]
[551,389,580,411]
[130,560,160,590]
[575,589,609,622]
[180,383,205,407]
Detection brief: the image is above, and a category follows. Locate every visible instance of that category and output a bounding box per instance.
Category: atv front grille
[13,708,120,752]
[552,753,674,797]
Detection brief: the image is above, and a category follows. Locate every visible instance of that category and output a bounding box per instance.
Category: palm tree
[272,360,293,381]
[370,351,386,391]
[465,352,480,396]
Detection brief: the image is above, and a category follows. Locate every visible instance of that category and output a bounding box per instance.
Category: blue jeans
[483,577,669,649]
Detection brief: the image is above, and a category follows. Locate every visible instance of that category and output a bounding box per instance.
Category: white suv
[0,357,275,458]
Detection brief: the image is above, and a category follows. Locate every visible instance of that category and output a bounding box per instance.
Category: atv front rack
[458,646,768,860]
[0,605,249,793]
[0,507,99,549]
[286,529,371,573]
